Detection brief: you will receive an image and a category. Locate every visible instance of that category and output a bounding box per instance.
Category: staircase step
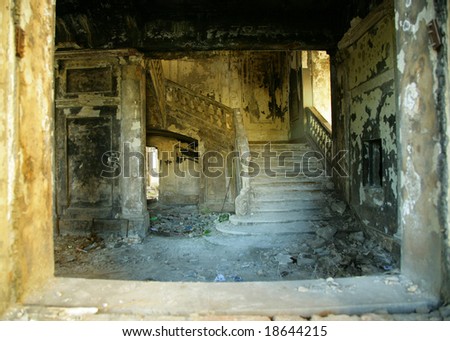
[249,160,324,171]
[250,172,328,179]
[251,200,327,212]
[249,143,309,151]
[252,190,331,201]
[252,182,334,192]
[251,176,329,184]
[229,211,332,225]
[249,168,325,177]
[216,221,317,235]
[251,151,321,159]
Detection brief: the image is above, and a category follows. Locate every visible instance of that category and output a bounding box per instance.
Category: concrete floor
[54,205,397,283]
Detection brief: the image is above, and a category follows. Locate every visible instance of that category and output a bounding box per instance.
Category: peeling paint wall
[55,50,149,238]
[334,2,399,254]
[0,0,55,314]
[161,51,292,142]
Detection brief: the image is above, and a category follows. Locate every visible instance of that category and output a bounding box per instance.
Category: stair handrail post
[305,106,332,174]
[233,108,251,216]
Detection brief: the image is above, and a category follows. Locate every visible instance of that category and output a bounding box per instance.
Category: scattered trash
[407,285,419,293]
[297,286,309,293]
[349,231,365,243]
[331,201,347,215]
[316,226,337,240]
[276,253,294,266]
[150,216,158,221]
[233,276,243,282]
[214,274,226,282]
[382,265,393,271]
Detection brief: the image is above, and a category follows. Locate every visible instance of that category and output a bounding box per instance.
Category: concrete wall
[310,51,332,123]
[161,51,294,142]
[54,50,149,238]
[147,136,201,205]
[395,0,448,298]
[0,0,55,315]
[333,2,399,254]
[446,0,450,303]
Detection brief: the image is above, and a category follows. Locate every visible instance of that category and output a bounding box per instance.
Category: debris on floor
[54,204,398,282]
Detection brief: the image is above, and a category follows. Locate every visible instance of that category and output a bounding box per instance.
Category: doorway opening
[146,146,159,201]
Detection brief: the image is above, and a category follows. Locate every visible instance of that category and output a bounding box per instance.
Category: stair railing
[165,79,233,132]
[233,109,251,216]
[305,106,332,169]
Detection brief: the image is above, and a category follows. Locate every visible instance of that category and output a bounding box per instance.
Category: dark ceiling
[56,0,383,52]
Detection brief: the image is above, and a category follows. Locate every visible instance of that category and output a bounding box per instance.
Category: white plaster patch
[403,82,418,113]
[401,156,422,218]
[131,121,141,130]
[432,143,441,173]
[78,107,100,117]
[409,5,435,40]
[397,48,405,74]
[389,167,398,199]
[129,137,141,149]
[359,183,366,205]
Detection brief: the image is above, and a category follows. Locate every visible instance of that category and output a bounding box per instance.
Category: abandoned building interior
[1,0,450,320]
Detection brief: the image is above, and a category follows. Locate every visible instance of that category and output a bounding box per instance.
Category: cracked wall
[334,1,399,254]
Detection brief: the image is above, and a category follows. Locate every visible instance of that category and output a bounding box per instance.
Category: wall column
[121,60,149,238]
[395,0,446,296]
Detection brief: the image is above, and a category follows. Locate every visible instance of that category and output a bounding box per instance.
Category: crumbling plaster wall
[395,0,448,298]
[54,50,149,238]
[161,51,294,142]
[310,51,332,123]
[0,0,55,315]
[147,136,201,205]
[334,2,399,253]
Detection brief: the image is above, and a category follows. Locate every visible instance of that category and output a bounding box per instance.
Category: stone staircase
[223,142,338,234]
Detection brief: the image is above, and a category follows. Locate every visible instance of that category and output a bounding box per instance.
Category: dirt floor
[54,203,398,282]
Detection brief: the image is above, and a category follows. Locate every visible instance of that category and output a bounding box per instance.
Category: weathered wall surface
[334,2,399,253]
[147,136,200,205]
[310,51,332,123]
[395,0,447,297]
[446,0,450,303]
[0,0,16,315]
[162,51,293,142]
[0,0,55,314]
[55,50,149,238]
[150,77,236,211]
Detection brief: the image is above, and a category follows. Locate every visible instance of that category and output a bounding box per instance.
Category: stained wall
[0,0,55,314]
[54,50,149,238]
[334,2,399,253]
[161,52,295,142]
